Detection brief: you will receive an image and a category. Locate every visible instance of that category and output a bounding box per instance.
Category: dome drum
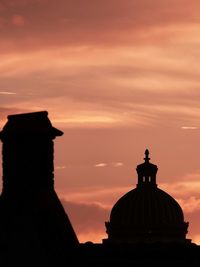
[105,222,189,244]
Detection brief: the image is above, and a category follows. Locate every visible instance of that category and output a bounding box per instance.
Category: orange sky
[0,0,200,244]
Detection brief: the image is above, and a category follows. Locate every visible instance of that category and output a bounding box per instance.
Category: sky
[1,0,200,243]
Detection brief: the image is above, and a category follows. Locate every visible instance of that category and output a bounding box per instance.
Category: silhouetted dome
[110,187,184,228]
[105,150,189,244]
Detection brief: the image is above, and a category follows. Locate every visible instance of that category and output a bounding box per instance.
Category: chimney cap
[0,111,63,140]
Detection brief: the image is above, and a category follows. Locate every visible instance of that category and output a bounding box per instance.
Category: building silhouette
[104,149,189,244]
[0,111,199,266]
[0,111,78,266]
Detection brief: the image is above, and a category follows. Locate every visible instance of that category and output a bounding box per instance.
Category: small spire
[144,149,150,162]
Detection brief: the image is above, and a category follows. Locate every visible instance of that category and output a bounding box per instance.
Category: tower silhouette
[105,150,189,244]
[0,111,78,265]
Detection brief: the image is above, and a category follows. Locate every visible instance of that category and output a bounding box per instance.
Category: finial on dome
[144,149,150,162]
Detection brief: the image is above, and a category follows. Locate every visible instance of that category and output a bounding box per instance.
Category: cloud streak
[0,0,200,51]
[0,91,16,95]
[1,45,200,128]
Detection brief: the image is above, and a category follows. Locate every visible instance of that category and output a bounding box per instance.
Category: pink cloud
[178,197,200,213]
[61,200,109,242]
[185,210,200,244]
[11,15,26,27]
[0,0,199,52]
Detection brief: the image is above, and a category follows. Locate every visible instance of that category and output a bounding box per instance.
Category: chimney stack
[0,111,78,265]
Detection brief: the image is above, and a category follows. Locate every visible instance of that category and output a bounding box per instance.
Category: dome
[104,150,189,244]
[110,187,184,228]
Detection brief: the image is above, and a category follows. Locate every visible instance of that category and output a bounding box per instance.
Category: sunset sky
[1,0,200,244]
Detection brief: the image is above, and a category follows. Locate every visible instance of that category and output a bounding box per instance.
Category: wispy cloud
[94,163,107,168]
[52,115,118,126]
[57,186,130,204]
[177,196,200,213]
[1,0,200,52]
[94,162,124,168]
[61,199,109,242]
[112,162,124,167]
[181,126,199,130]
[55,166,66,170]
[0,91,16,95]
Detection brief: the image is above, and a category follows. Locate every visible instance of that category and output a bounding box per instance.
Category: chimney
[0,111,78,264]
